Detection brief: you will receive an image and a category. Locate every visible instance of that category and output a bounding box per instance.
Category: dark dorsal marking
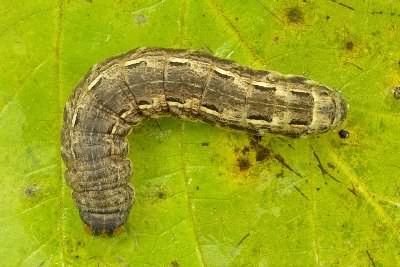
[202,103,220,113]
[289,118,310,126]
[248,114,273,122]
[168,61,190,67]
[166,96,185,104]
[137,100,151,105]
[253,84,276,93]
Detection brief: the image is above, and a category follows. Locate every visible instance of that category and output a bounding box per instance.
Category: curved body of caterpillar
[61,47,347,234]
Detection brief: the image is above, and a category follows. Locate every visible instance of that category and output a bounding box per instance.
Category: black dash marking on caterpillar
[61,47,347,235]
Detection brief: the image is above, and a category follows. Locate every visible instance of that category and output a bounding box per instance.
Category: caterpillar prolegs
[61,48,347,235]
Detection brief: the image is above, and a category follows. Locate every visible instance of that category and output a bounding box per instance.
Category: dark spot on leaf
[170,260,180,267]
[327,162,336,169]
[276,170,284,178]
[157,191,167,199]
[249,136,271,162]
[24,184,39,197]
[235,17,239,21]
[316,187,320,191]
[196,186,200,191]
[237,157,251,171]
[392,86,400,99]
[255,146,271,161]
[326,15,330,20]
[241,146,250,154]
[345,41,354,50]
[286,7,304,24]
[201,142,209,146]
[338,129,350,139]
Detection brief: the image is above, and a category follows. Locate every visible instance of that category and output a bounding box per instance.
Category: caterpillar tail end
[80,211,129,236]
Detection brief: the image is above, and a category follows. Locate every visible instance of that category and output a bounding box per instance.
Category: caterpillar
[61,47,347,235]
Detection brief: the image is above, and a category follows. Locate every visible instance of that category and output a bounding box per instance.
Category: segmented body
[61,48,347,234]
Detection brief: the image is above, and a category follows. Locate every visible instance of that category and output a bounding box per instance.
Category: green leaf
[1,0,400,266]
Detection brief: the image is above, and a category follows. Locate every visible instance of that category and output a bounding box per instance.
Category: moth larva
[61,47,347,234]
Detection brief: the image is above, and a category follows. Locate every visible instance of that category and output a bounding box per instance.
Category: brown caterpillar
[61,47,347,235]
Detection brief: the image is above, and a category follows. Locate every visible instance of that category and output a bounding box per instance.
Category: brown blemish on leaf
[249,136,272,162]
[329,0,355,11]
[24,184,39,197]
[170,260,180,267]
[274,154,303,177]
[345,41,354,50]
[347,183,358,197]
[237,157,251,171]
[157,191,167,199]
[312,151,342,183]
[285,7,304,24]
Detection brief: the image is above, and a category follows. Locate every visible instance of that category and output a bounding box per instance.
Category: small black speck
[392,86,400,99]
[338,129,350,139]
[235,17,239,21]
[326,15,330,20]
[345,41,354,50]
[316,187,320,191]
[196,186,200,191]
[201,142,209,146]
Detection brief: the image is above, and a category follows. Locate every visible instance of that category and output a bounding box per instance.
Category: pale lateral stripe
[168,57,189,63]
[213,66,235,78]
[88,75,103,91]
[124,59,145,67]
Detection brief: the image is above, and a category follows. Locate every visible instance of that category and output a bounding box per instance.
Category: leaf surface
[0,0,399,266]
